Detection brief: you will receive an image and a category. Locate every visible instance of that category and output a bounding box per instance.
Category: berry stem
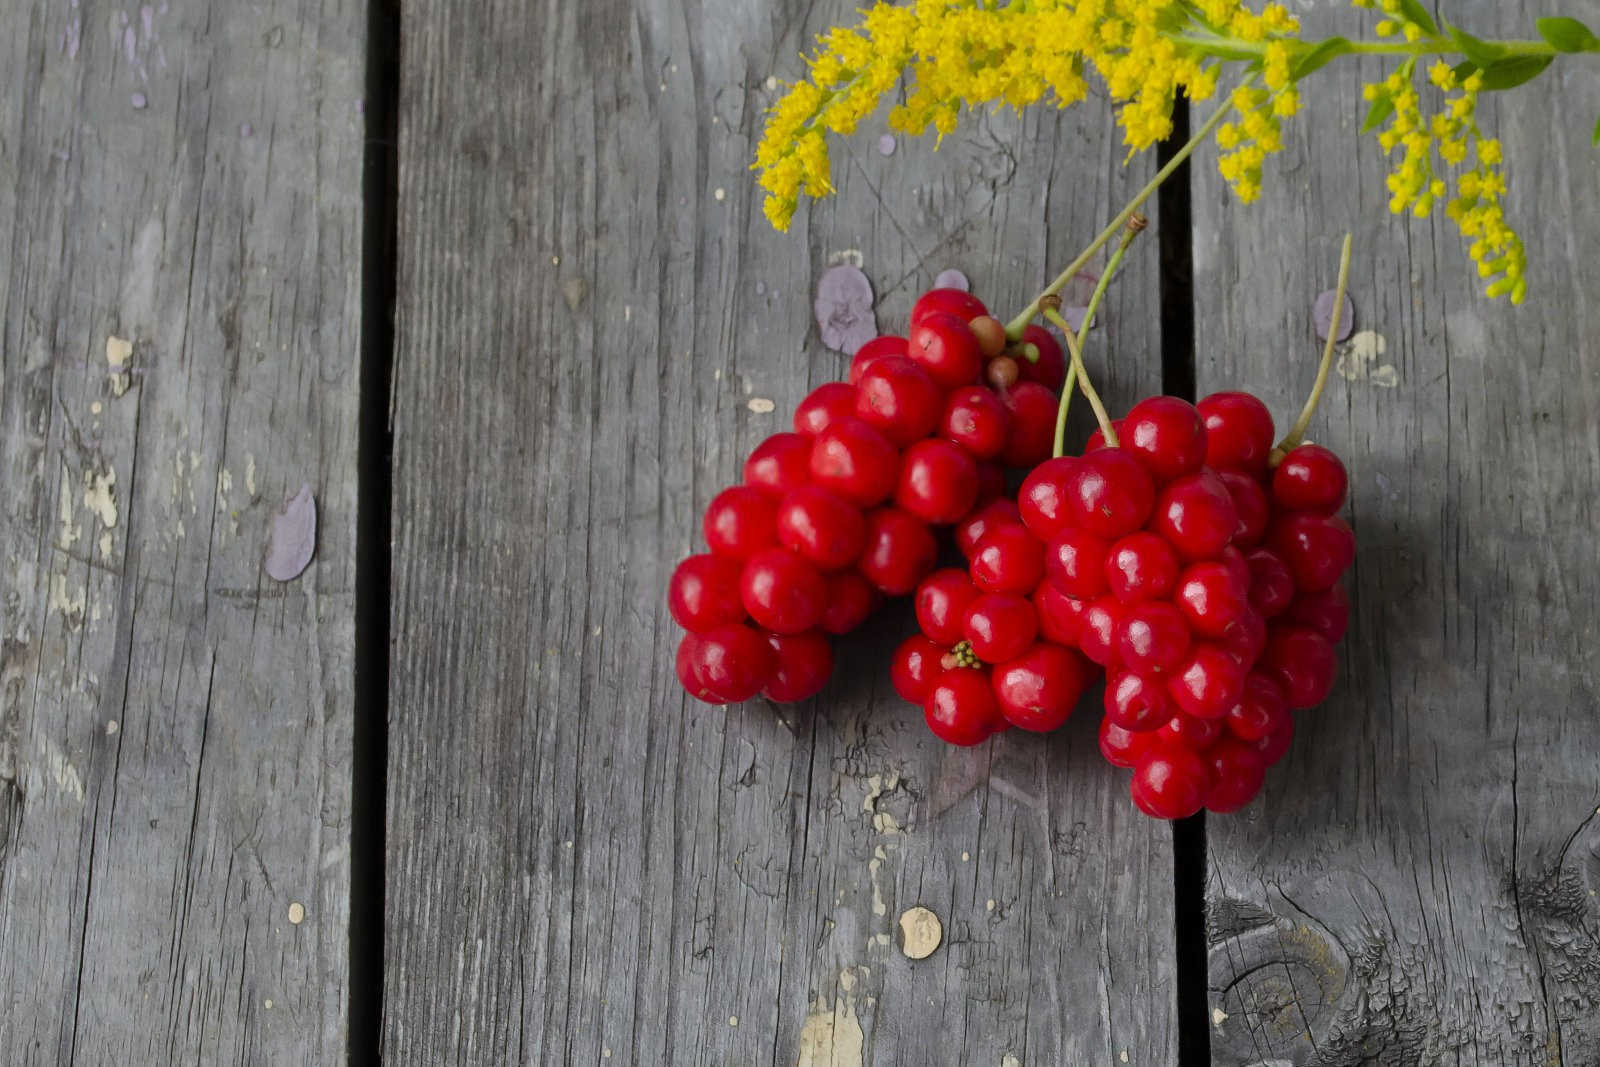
[1052,216,1147,458]
[1045,302,1119,449]
[1275,232,1354,459]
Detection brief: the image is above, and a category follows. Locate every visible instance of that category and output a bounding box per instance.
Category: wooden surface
[383,0,1178,1062]
[1192,1,1600,1062]
[0,0,362,1062]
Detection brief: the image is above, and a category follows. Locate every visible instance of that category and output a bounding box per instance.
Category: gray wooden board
[385,0,1179,1062]
[0,1,362,1062]
[1191,1,1600,1062]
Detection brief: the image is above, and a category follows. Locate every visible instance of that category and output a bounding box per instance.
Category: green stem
[1275,232,1354,458]
[1045,305,1119,448]
[1051,218,1145,458]
[1173,30,1558,60]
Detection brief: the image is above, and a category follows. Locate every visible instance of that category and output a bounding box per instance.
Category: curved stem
[1276,232,1354,456]
[1045,305,1118,448]
[1051,217,1146,458]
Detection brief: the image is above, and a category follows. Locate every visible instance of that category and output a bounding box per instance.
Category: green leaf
[1447,22,1508,67]
[1536,16,1599,53]
[1361,92,1396,133]
[1593,113,1600,146]
[1474,54,1554,90]
[1395,0,1439,36]
[1292,36,1353,80]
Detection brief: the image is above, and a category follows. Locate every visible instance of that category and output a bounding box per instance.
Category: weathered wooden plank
[386,0,1177,1062]
[1192,2,1600,1061]
[0,1,363,1061]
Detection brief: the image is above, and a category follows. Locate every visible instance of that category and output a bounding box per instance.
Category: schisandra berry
[908,312,983,389]
[940,386,1012,460]
[820,571,878,634]
[895,439,980,524]
[1105,670,1176,732]
[1285,584,1350,642]
[1167,643,1246,720]
[1045,528,1112,600]
[1104,532,1181,605]
[1204,737,1266,813]
[956,499,1023,559]
[1218,470,1270,548]
[1116,601,1192,676]
[911,287,987,328]
[704,486,779,560]
[676,624,774,704]
[1219,607,1268,668]
[891,634,946,703]
[1150,469,1238,561]
[848,335,908,385]
[974,462,1007,506]
[962,593,1038,663]
[775,487,868,570]
[1218,544,1251,590]
[1016,324,1066,392]
[1223,672,1287,743]
[1157,712,1224,751]
[985,356,1021,391]
[1268,513,1355,592]
[970,525,1046,595]
[855,356,943,446]
[858,508,938,595]
[1078,595,1126,668]
[915,568,982,645]
[1262,625,1338,709]
[969,315,1009,358]
[763,631,834,702]
[1066,449,1155,539]
[1254,715,1295,766]
[1130,744,1212,820]
[1197,392,1275,473]
[744,432,814,497]
[1033,582,1089,646]
[794,381,859,437]
[1272,443,1348,515]
[1018,457,1079,541]
[740,548,828,634]
[992,643,1093,732]
[1122,396,1208,483]
[1100,717,1158,768]
[1000,383,1059,468]
[1172,561,1250,639]
[924,667,1001,747]
[1245,548,1296,618]
[668,554,747,632]
[808,417,898,507]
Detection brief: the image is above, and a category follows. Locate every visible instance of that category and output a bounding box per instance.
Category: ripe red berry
[1246,548,1296,618]
[668,553,747,632]
[1100,717,1159,768]
[1104,532,1181,605]
[675,624,774,704]
[1262,625,1338,709]
[915,568,983,645]
[1117,601,1193,675]
[1105,670,1176,732]
[974,462,1007,506]
[1224,672,1287,743]
[849,335,908,385]
[1167,643,1247,720]
[1150,469,1239,561]
[857,508,938,595]
[1033,583,1090,646]
[1157,712,1224,751]
[1131,745,1212,819]
[762,631,834,702]
[895,439,980,524]
[1122,396,1208,483]
[1218,470,1270,548]
[941,386,1012,460]
[808,417,899,507]
[855,356,943,447]
[924,667,1001,746]
[1285,584,1350,643]
[891,634,946,703]
[775,487,868,570]
[909,312,983,388]
[911,287,987,328]
[1219,607,1267,667]
[1000,383,1059,468]
[1218,544,1252,590]
[1254,715,1295,766]
[794,382,860,437]
[1066,449,1156,538]
[1018,457,1080,541]
[956,499,1024,559]
[1268,513,1356,592]
[1272,443,1348,515]
[970,525,1046,594]
[1173,560,1250,639]
[820,571,878,634]
[1197,392,1275,473]
[1204,737,1267,813]
[1045,527,1112,599]
[963,593,1039,663]
[704,486,779,560]
[740,548,828,634]
[744,432,815,497]
[1016,324,1066,392]
[1078,595,1126,667]
[993,644,1093,732]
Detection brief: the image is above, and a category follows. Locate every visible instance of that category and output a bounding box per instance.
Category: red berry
[794,382,860,437]
[1272,443,1348,515]
[762,630,834,702]
[1033,583,1090,646]
[1100,717,1158,768]
[1131,745,1212,819]
[1105,670,1176,732]
[675,624,774,704]
[1104,532,1181,605]
[1045,527,1112,599]
[1254,715,1295,765]
[1017,324,1066,392]
[820,571,878,635]
[1219,608,1268,667]
[1123,396,1208,483]
[1246,548,1296,618]
[855,356,943,447]
[1018,457,1080,541]
[963,593,1038,663]
[1173,560,1250,639]
[1085,419,1127,453]
[1078,595,1126,668]
[1224,672,1287,743]
[896,439,980,524]
[1151,470,1238,561]
[891,634,946,703]
[1117,601,1192,675]
[1204,737,1267,813]
[740,548,828,634]
[956,499,1023,559]
[776,487,868,570]
[970,525,1046,594]
[1197,392,1275,473]
[941,386,1012,460]
[1066,449,1156,539]
[668,553,747,632]
[993,644,1093,732]
[915,568,982,645]
[1262,625,1337,709]
[849,335,908,385]
[1218,470,1270,548]
[1167,643,1246,720]
[808,417,899,507]
[1000,383,1058,468]
[909,312,983,388]
[1157,712,1224,751]
[924,667,1000,746]
[1268,513,1355,592]
[1285,584,1350,643]
[1218,544,1252,590]
[911,287,987,328]
[744,433,815,497]
[974,462,1007,506]
[703,486,779,560]
[857,508,938,595]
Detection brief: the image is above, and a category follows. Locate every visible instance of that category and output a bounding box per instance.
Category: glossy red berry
[1117,601,1192,675]
[1167,643,1247,720]
[974,462,1007,506]
[1000,383,1059,468]
[1268,513,1356,592]
[1204,738,1267,813]
[1157,712,1224,751]
[924,668,1001,746]
[1246,548,1296,618]
[891,634,946,703]
[1173,561,1250,639]
[911,287,987,328]
[971,525,1046,594]
[993,644,1093,732]
[1045,528,1112,599]
[963,593,1039,663]
[675,624,774,704]
[1123,396,1208,483]
[1285,584,1350,643]
[1219,607,1267,668]
[1104,532,1181,605]
[704,486,779,560]
[1078,595,1126,668]
[820,571,878,634]
[740,548,828,634]
[941,386,1012,460]
[1273,443,1348,515]
[1224,672,1287,743]
[1131,745,1212,820]
[855,356,942,447]
[1151,469,1238,561]
[1100,717,1158,768]
[1017,324,1066,392]
[1017,457,1079,541]
[1218,544,1252,591]
[1254,715,1295,766]
[668,554,747,632]
[794,382,859,437]
[744,433,814,497]
[762,631,834,702]
[1105,670,1176,732]
[1218,470,1270,548]
[895,439,980,524]
[775,487,868,570]
[1197,392,1275,473]
[849,335,908,385]
[1262,625,1338,709]
[808,417,899,507]
[1066,449,1156,539]
[857,508,938,595]
[956,499,1023,559]
[1033,583,1090,646]
[909,312,983,388]
[915,569,982,645]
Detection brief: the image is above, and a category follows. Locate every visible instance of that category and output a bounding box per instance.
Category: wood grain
[0,1,362,1061]
[1191,2,1600,1061]
[385,0,1178,1061]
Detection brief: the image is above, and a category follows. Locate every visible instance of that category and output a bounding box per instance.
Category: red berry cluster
[669,287,1067,706]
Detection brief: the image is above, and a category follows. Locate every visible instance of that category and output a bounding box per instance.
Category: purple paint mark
[355,98,365,114]
[159,1,168,13]
[119,9,128,24]
[123,25,136,62]
[754,280,766,296]
[814,265,877,355]
[155,43,167,70]
[66,18,81,58]
[877,134,896,157]
[1314,289,1354,342]
[933,268,969,292]
[265,485,317,581]
[130,91,147,109]
[240,122,253,138]
[140,4,153,38]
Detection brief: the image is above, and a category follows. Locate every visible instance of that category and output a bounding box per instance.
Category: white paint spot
[827,248,865,269]
[986,899,996,911]
[1213,1007,1229,1025]
[1120,1052,1129,1063]
[38,736,86,801]
[106,721,119,735]
[765,76,779,91]
[747,397,775,414]
[1002,1055,1023,1067]
[245,454,258,497]
[868,855,887,917]
[264,999,273,1010]
[1335,330,1398,387]
[90,401,102,415]
[83,466,118,528]
[49,575,86,629]
[872,811,901,835]
[897,906,942,960]
[728,1015,738,1027]
[551,255,560,266]
[602,1048,611,1059]
[288,901,306,925]
[961,851,970,862]
[714,187,726,202]
[98,532,114,558]
[105,335,132,369]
